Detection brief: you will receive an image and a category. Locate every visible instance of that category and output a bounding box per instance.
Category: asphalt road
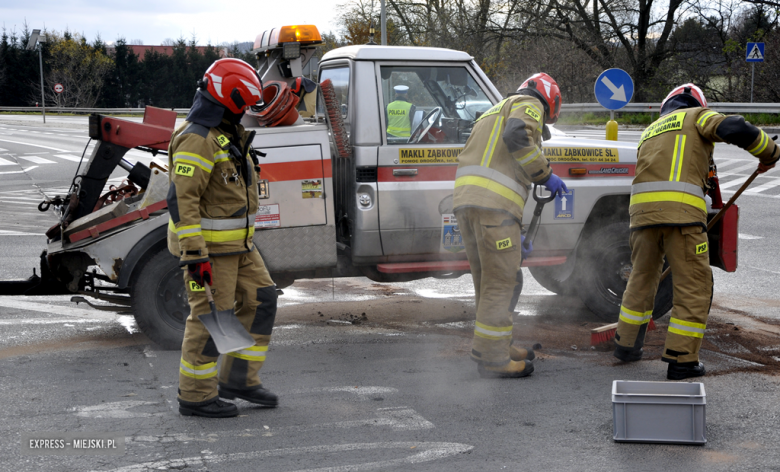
[2,116,780,471]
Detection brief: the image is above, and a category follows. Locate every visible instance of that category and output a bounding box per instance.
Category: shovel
[198,281,255,354]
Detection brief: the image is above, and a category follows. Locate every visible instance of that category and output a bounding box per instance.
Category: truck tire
[575,222,674,322]
[130,247,187,350]
[528,265,574,295]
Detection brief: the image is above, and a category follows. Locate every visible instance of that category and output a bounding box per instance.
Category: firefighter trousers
[615,226,713,364]
[178,248,277,404]
[456,207,524,366]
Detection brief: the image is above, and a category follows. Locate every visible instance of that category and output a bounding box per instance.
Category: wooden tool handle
[203,281,214,304]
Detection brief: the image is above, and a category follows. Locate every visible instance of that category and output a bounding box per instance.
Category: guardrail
[0,107,190,114]
[562,102,780,114]
[2,103,780,115]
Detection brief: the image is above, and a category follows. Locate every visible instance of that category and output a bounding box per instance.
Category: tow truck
[1,25,684,349]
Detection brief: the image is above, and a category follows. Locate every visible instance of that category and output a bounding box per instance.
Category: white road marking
[719,175,752,190]
[286,386,398,400]
[53,153,83,162]
[719,162,759,176]
[746,265,780,275]
[415,288,473,299]
[0,229,42,235]
[0,169,26,175]
[0,137,69,152]
[0,298,118,320]
[0,156,15,165]
[0,318,105,325]
[16,155,55,164]
[103,441,474,472]
[745,178,780,194]
[257,407,434,434]
[72,400,163,419]
[739,233,763,240]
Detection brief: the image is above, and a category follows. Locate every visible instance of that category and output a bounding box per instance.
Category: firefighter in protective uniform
[614,83,780,380]
[454,73,568,378]
[386,85,416,137]
[167,58,278,417]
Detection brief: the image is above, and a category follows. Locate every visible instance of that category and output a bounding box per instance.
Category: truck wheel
[528,265,574,295]
[130,247,187,350]
[575,222,673,322]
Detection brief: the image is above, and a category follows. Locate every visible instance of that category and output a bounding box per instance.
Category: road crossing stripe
[719,175,751,189]
[0,138,68,152]
[0,156,14,166]
[16,155,55,164]
[54,153,83,162]
[745,178,780,193]
[718,162,759,175]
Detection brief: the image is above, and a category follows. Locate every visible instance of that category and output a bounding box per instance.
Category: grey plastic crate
[612,380,706,445]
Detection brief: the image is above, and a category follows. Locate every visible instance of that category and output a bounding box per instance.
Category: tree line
[1,0,778,109]
[327,0,780,103]
[0,28,255,109]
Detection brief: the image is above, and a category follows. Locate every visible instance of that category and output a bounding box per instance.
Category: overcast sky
[2,0,343,45]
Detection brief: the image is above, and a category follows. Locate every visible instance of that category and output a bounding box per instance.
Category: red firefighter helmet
[199,58,263,114]
[517,73,562,124]
[662,83,707,109]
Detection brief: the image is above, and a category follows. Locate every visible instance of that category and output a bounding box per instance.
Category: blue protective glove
[543,173,569,196]
[521,235,533,259]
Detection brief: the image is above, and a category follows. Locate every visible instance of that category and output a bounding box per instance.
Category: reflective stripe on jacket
[453,95,551,222]
[631,106,780,230]
[386,100,413,137]
[166,120,259,265]
[630,108,722,229]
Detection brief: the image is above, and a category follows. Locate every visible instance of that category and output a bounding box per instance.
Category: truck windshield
[380,65,492,145]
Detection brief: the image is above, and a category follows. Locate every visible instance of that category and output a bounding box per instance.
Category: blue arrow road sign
[747,42,765,62]
[594,69,634,110]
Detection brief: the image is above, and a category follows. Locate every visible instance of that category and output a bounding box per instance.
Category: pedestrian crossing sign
[747,42,765,63]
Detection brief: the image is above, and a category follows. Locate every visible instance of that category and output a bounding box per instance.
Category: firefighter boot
[478,360,534,379]
[219,384,279,407]
[510,345,535,362]
[667,361,706,381]
[613,346,643,363]
[179,397,238,418]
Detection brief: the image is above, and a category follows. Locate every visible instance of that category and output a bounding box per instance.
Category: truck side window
[380,66,492,145]
[318,67,350,118]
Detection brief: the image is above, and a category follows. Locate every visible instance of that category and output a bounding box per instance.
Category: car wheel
[528,264,575,295]
[130,247,187,349]
[575,222,673,322]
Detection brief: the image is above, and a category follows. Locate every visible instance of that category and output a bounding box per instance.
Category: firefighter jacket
[166,120,259,266]
[453,95,552,222]
[631,107,780,230]
[386,100,414,137]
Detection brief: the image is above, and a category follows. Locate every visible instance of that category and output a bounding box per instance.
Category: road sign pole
[38,46,45,124]
[751,63,755,104]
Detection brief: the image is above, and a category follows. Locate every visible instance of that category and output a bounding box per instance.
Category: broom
[590,168,761,346]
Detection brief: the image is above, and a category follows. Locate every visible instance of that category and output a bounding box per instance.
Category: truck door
[375,64,494,256]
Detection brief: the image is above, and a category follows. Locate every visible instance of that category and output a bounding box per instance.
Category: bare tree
[37,32,114,108]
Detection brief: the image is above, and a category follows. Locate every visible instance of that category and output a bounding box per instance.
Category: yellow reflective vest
[631,107,778,230]
[453,95,552,223]
[387,100,413,137]
[166,120,259,266]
